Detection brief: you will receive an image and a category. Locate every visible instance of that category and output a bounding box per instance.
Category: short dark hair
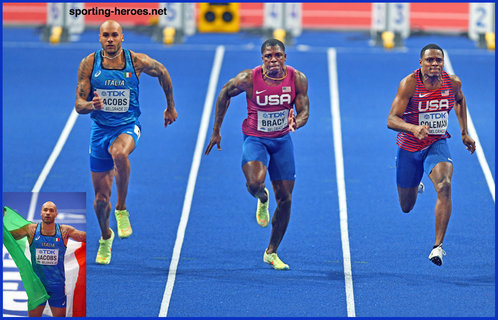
[420,44,444,58]
[261,39,285,54]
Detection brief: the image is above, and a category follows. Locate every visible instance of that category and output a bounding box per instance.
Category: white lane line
[158,45,225,317]
[327,48,356,317]
[28,109,79,221]
[444,50,495,202]
[27,192,39,222]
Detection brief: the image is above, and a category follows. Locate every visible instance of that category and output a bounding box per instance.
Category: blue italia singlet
[89,49,140,127]
[29,224,66,290]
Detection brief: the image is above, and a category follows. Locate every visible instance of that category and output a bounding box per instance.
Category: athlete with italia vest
[387,44,475,266]
[205,39,309,270]
[6,202,86,317]
[75,20,177,264]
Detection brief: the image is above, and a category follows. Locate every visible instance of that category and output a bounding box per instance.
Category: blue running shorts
[241,134,296,181]
[396,138,453,188]
[38,284,66,308]
[89,121,141,172]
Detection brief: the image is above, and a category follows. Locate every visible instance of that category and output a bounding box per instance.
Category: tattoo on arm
[65,226,86,243]
[77,57,90,95]
[158,65,174,107]
[10,226,28,240]
[148,60,163,77]
[137,53,175,108]
[75,55,94,113]
[62,228,69,241]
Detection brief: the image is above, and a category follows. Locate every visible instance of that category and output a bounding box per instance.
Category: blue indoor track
[2,27,495,317]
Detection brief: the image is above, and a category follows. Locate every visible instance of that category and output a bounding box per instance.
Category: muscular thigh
[109,132,136,157]
[424,138,453,177]
[108,123,141,156]
[268,134,295,181]
[241,135,269,168]
[241,135,268,183]
[90,122,140,172]
[396,147,424,188]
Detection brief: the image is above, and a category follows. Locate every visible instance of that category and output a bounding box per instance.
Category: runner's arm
[75,53,103,114]
[451,75,476,154]
[63,225,87,243]
[204,70,252,155]
[9,224,35,241]
[132,52,177,127]
[293,70,309,130]
[387,74,429,140]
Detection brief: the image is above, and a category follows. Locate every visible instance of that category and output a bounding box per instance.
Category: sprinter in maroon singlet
[205,39,309,270]
[387,44,475,266]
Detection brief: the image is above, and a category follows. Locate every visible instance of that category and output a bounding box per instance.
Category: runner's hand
[92,91,104,110]
[288,109,296,132]
[462,134,476,154]
[413,125,429,140]
[164,107,178,127]
[204,133,221,155]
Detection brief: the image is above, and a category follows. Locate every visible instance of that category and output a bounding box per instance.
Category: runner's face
[99,24,123,55]
[262,46,286,76]
[420,49,444,78]
[41,203,57,224]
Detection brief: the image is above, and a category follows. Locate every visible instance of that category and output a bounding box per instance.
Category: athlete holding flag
[6,202,86,317]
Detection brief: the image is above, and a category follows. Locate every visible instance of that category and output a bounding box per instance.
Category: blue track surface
[2,27,495,317]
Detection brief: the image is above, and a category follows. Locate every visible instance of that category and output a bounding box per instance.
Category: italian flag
[51,240,86,317]
[124,72,131,78]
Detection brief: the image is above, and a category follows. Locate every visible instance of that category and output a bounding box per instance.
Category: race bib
[35,248,59,265]
[419,111,449,135]
[96,88,130,113]
[257,109,289,132]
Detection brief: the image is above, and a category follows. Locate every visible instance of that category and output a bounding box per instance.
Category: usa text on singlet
[242,65,296,138]
[396,68,454,152]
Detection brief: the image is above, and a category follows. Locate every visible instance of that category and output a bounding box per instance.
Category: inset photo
[3,192,86,317]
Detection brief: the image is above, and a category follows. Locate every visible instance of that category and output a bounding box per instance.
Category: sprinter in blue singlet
[75,20,177,264]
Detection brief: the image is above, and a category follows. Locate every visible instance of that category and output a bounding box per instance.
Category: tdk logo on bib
[256,94,291,106]
[263,111,287,119]
[95,88,130,113]
[424,113,447,120]
[100,90,126,97]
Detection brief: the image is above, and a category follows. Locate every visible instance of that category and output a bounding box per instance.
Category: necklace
[103,49,122,60]
[262,65,287,81]
[422,73,442,88]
